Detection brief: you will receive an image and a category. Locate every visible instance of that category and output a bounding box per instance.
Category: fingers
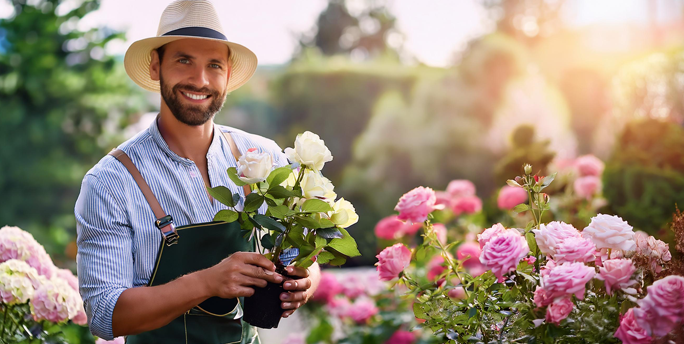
[242,264,283,284]
[282,310,295,318]
[283,278,311,291]
[285,266,309,278]
[240,252,277,272]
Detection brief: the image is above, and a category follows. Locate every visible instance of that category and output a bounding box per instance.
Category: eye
[210,63,222,69]
[179,58,190,64]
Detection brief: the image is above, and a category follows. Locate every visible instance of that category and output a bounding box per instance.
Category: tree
[0,0,146,261]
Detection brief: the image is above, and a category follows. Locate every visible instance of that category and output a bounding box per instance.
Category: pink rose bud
[542,262,595,300]
[477,223,518,250]
[446,180,476,199]
[553,236,596,264]
[448,287,467,300]
[376,244,412,281]
[312,272,342,303]
[633,275,684,337]
[575,154,604,177]
[545,297,574,325]
[614,308,653,344]
[451,196,482,216]
[597,259,637,295]
[497,185,528,210]
[480,232,529,283]
[384,330,416,344]
[374,215,405,240]
[395,187,443,224]
[574,175,601,200]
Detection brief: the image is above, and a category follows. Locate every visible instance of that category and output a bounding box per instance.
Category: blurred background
[2,0,684,269]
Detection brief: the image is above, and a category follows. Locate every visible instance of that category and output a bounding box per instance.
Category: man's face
[152,39,231,126]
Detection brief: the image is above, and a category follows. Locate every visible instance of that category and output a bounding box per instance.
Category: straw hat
[124,0,257,93]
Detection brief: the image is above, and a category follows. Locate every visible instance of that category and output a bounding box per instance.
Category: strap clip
[156,215,178,246]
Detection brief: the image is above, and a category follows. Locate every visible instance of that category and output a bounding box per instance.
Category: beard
[160,72,227,126]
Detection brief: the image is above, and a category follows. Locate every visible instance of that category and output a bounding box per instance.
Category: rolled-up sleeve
[75,174,133,340]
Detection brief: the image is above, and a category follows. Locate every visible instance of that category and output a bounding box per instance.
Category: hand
[280,265,312,318]
[202,252,284,299]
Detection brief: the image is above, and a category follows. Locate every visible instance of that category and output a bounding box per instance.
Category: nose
[187,64,210,90]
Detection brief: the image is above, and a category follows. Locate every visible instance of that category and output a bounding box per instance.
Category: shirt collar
[148,115,225,165]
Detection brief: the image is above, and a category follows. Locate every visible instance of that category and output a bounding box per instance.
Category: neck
[157,104,214,162]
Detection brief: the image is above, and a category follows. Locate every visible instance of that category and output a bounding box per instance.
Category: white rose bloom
[331,198,359,228]
[300,170,336,200]
[237,148,274,184]
[582,214,636,251]
[284,131,333,171]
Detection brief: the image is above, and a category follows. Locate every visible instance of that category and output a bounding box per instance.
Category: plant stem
[1,305,6,341]
[427,220,470,299]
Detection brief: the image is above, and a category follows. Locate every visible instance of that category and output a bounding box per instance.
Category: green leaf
[316,227,343,239]
[314,235,326,248]
[213,209,239,223]
[207,186,236,207]
[295,216,325,229]
[517,271,536,284]
[286,225,308,247]
[540,172,557,189]
[525,232,538,256]
[253,214,286,233]
[244,193,265,213]
[239,212,254,230]
[467,307,478,319]
[227,167,247,187]
[413,302,428,319]
[267,166,294,188]
[296,246,324,268]
[327,227,361,257]
[316,251,335,265]
[513,203,530,213]
[261,233,274,250]
[269,205,291,219]
[232,193,241,206]
[267,185,296,199]
[301,199,333,213]
[306,319,334,344]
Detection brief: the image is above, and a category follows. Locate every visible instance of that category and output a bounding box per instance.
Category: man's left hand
[280,265,312,318]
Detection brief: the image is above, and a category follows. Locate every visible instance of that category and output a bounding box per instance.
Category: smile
[182,92,210,100]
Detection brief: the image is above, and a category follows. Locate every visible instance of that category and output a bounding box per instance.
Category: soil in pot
[242,268,289,328]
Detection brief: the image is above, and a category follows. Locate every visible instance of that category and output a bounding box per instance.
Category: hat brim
[124,36,258,93]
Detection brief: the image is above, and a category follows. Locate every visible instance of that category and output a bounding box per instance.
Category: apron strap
[108,149,179,246]
[220,131,252,196]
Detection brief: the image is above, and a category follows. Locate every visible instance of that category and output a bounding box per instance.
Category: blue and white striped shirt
[74,117,288,340]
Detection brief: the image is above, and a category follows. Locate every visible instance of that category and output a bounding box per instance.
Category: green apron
[109,131,260,344]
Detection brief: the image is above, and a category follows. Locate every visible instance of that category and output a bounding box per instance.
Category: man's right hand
[201,252,284,299]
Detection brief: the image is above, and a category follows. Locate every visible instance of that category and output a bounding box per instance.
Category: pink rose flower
[433,223,447,245]
[480,232,529,283]
[574,176,601,200]
[597,259,637,295]
[614,308,653,344]
[402,223,424,237]
[633,275,684,337]
[532,221,581,257]
[446,180,476,199]
[540,259,557,278]
[477,223,518,250]
[426,255,447,281]
[542,262,596,300]
[395,187,443,224]
[545,297,574,325]
[634,231,672,273]
[497,186,528,210]
[534,286,554,308]
[582,214,635,252]
[375,216,405,240]
[451,196,482,216]
[575,155,604,177]
[312,272,342,303]
[456,242,481,269]
[434,191,453,209]
[448,287,467,299]
[376,244,412,281]
[553,236,596,264]
[385,330,416,344]
[345,297,378,324]
[326,296,351,318]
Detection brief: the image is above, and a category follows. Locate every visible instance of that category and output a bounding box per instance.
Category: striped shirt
[74,117,288,340]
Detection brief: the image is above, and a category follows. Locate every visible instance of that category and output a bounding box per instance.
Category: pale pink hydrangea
[95,337,125,344]
[574,176,602,200]
[326,296,351,318]
[344,297,378,324]
[446,180,476,199]
[53,268,88,325]
[575,155,604,177]
[0,259,39,305]
[541,262,596,300]
[497,185,528,210]
[532,221,582,257]
[451,196,482,215]
[633,275,684,337]
[385,330,416,344]
[312,272,342,303]
[395,187,443,224]
[582,214,636,252]
[553,236,596,264]
[597,259,637,295]
[0,226,55,278]
[30,278,81,323]
[614,309,653,344]
[477,223,518,250]
[545,297,574,325]
[363,270,387,297]
[376,244,412,281]
[480,232,529,283]
[339,273,365,299]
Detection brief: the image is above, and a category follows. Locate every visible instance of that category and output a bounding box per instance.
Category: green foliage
[494,125,556,185]
[603,118,684,233]
[0,0,146,262]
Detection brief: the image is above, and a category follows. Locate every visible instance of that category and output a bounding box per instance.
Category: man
[75,1,320,342]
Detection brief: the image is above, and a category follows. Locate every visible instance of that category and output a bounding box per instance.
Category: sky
[0,0,681,67]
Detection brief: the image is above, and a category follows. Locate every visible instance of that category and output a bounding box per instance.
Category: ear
[150,49,161,81]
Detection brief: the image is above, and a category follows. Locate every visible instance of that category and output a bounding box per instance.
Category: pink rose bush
[541,262,596,300]
[575,154,605,177]
[384,330,416,344]
[451,196,482,215]
[312,271,343,302]
[614,309,652,344]
[632,275,684,337]
[446,180,476,199]
[532,221,582,257]
[597,258,637,295]
[552,236,596,264]
[479,230,529,282]
[395,187,443,224]
[582,214,636,252]
[374,215,422,240]
[376,244,412,281]
[545,297,573,325]
[497,185,528,210]
[574,175,602,199]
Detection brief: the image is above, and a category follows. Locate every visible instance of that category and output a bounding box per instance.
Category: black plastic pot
[242,269,288,329]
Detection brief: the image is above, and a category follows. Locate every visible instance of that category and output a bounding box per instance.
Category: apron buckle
[156,215,179,246]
